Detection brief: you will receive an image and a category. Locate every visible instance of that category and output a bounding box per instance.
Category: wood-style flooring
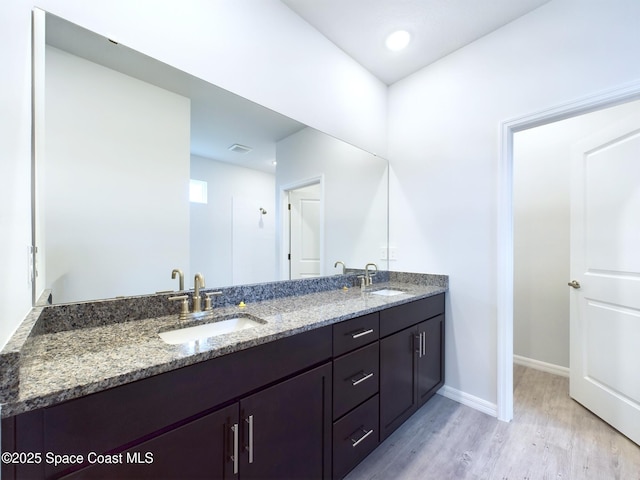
[345,365,640,479]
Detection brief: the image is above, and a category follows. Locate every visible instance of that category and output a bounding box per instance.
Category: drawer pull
[351,328,374,339]
[350,427,374,447]
[351,372,374,386]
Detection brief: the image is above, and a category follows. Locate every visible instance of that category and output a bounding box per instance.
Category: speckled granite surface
[0,273,447,418]
[37,273,362,335]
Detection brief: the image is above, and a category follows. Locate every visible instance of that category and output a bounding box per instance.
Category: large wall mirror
[33,11,389,305]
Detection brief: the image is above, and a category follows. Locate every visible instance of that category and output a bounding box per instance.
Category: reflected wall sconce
[259,208,267,215]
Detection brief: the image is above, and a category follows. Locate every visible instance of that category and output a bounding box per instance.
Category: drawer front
[379,294,445,337]
[333,342,379,419]
[333,394,379,479]
[333,312,379,357]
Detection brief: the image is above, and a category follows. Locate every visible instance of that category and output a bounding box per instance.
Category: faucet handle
[204,291,223,311]
[168,295,189,319]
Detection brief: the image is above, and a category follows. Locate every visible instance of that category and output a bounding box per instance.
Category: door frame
[497,80,640,422]
[279,176,325,280]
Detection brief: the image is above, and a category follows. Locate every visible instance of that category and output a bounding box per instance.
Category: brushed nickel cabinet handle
[415,334,422,357]
[231,423,239,475]
[352,329,374,339]
[568,280,581,289]
[246,415,254,464]
[351,372,374,386]
[351,428,374,447]
[422,331,426,357]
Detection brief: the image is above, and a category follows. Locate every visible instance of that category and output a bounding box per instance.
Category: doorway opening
[497,80,640,422]
[513,98,640,378]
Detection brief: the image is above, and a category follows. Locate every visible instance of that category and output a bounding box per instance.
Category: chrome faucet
[193,273,205,312]
[171,268,184,290]
[334,260,346,275]
[364,263,378,286]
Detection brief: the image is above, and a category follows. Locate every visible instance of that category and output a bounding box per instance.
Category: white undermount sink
[159,316,264,344]
[369,289,405,296]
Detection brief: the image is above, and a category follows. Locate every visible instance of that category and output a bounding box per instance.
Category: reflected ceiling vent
[228,143,252,154]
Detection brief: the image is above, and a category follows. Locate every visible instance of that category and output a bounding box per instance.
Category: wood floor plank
[345,365,640,480]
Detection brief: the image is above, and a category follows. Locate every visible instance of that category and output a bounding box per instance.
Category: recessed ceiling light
[385,30,411,51]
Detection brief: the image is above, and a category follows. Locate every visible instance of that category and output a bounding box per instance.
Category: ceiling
[281,0,552,85]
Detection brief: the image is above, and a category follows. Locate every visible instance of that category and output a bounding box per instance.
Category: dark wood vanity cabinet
[3,326,333,480]
[1,293,445,480]
[58,363,333,480]
[379,295,445,441]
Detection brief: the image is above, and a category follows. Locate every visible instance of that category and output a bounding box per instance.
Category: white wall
[0,0,386,348]
[388,0,640,409]
[276,128,388,278]
[37,0,388,157]
[44,46,190,303]
[513,99,640,369]
[0,0,32,346]
[231,195,276,286]
[190,155,276,288]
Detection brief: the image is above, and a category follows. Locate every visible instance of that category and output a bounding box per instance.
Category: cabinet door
[60,404,238,480]
[417,314,444,406]
[239,363,332,480]
[379,325,418,440]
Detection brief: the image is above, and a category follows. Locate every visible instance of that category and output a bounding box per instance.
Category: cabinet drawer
[333,394,379,480]
[333,312,379,357]
[380,294,444,337]
[333,342,379,419]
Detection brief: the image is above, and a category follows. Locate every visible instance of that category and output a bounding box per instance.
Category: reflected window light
[189,179,208,204]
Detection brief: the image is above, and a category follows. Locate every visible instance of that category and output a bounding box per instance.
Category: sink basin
[159,315,265,344]
[369,289,405,296]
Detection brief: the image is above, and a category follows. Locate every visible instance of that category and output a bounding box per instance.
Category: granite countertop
[1,278,446,418]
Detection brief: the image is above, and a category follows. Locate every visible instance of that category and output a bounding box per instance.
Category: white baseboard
[436,356,569,419]
[513,354,569,378]
[437,385,497,418]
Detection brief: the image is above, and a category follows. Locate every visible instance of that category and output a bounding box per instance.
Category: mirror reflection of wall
[189,155,277,287]
[36,12,388,305]
[276,127,388,279]
[44,46,191,303]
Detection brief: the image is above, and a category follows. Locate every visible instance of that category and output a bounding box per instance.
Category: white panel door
[289,187,321,279]
[570,113,640,445]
